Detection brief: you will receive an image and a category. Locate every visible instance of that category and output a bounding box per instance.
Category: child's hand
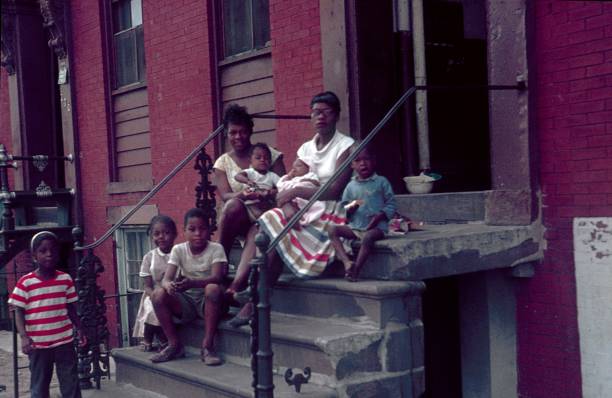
[240,188,259,201]
[162,280,176,296]
[366,212,386,230]
[174,278,193,292]
[77,328,88,348]
[21,336,34,355]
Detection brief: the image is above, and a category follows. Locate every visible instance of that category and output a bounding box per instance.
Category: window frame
[110,0,146,90]
[219,0,271,60]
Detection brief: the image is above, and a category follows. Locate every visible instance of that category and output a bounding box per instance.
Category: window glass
[222,0,270,58]
[252,0,270,48]
[112,0,145,88]
[124,229,150,291]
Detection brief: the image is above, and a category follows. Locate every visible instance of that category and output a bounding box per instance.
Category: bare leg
[218,198,251,257]
[328,224,358,277]
[227,224,258,294]
[151,287,183,348]
[143,323,154,346]
[202,284,224,351]
[352,228,385,281]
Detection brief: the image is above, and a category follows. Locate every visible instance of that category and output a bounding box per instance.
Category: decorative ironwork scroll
[73,228,110,390]
[0,4,16,75]
[194,147,217,232]
[39,0,66,59]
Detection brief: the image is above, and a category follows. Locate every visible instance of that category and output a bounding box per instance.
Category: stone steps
[112,347,337,398]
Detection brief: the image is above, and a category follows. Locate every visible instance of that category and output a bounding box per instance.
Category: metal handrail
[265,86,417,255]
[75,124,224,251]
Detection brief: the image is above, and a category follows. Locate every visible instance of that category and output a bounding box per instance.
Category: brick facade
[270,0,324,166]
[517,2,612,397]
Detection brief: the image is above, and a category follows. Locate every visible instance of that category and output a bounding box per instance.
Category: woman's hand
[276,187,297,207]
[240,189,259,201]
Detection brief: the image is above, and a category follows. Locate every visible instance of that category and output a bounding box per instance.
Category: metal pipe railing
[75,124,224,251]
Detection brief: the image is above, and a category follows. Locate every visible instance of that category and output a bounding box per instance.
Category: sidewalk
[0,331,166,398]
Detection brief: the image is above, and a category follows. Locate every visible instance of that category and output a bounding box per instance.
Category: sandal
[150,344,185,363]
[228,303,253,328]
[201,348,223,366]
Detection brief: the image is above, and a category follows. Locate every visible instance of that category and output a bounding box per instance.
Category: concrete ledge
[362,223,541,281]
[396,191,486,223]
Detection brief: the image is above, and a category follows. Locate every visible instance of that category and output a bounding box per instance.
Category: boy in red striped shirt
[8,231,86,398]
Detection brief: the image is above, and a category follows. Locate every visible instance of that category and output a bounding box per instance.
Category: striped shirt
[8,270,78,349]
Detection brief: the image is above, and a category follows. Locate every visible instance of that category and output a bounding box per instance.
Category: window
[115,226,151,346]
[222,0,270,57]
[112,0,145,88]
[116,227,150,291]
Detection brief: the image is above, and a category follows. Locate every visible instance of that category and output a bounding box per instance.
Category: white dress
[132,248,171,338]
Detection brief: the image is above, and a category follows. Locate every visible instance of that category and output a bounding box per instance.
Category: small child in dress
[150,208,228,366]
[132,215,177,351]
[234,142,281,216]
[277,157,326,225]
[329,147,397,282]
[9,231,87,398]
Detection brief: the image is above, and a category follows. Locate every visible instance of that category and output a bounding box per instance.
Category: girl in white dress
[132,215,178,351]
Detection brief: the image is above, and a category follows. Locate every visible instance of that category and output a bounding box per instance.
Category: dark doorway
[347,0,491,194]
[423,276,463,398]
[424,0,490,192]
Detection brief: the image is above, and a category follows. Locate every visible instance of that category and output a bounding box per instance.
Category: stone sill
[106,181,153,195]
[362,222,542,281]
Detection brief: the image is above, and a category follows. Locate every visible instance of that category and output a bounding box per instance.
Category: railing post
[194,146,217,232]
[73,227,110,390]
[0,144,16,230]
[248,244,260,391]
[254,231,274,398]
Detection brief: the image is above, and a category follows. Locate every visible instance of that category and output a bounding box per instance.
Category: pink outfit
[277,172,326,224]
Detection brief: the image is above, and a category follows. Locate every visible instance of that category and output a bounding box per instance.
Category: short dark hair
[183,208,210,228]
[310,91,341,114]
[31,231,59,253]
[249,142,272,159]
[148,215,178,236]
[352,143,375,160]
[223,104,254,132]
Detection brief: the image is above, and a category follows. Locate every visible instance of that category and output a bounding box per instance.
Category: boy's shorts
[172,287,229,324]
[173,292,205,324]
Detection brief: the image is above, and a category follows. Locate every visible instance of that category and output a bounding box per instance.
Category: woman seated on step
[227,91,355,327]
[213,104,286,299]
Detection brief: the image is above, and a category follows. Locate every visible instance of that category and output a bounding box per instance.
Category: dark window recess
[222,0,270,57]
[112,0,145,88]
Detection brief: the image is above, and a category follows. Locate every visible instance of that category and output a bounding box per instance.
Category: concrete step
[271,276,424,328]
[112,346,337,398]
[180,312,408,383]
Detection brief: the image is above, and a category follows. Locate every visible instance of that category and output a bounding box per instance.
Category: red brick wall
[518,2,612,397]
[270,0,324,164]
[143,0,216,229]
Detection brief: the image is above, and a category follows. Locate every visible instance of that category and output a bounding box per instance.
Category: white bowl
[403,176,434,194]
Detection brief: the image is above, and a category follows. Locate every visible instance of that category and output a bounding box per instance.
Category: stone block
[385,322,424,373]
[485,189,532,226]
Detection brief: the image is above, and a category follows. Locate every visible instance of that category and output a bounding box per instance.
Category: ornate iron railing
[72,125,224,389]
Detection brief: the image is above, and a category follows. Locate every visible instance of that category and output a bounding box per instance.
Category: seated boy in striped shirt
[8,231,87,398]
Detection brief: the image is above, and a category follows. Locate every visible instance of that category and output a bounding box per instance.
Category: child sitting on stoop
[328,146,397,282]
[234,142,281,219]
[132,215,178,352]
